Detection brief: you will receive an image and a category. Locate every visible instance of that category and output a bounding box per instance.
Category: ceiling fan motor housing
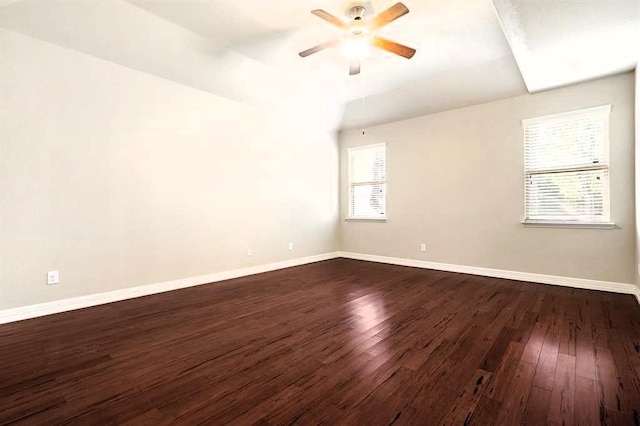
[349,6,367,20]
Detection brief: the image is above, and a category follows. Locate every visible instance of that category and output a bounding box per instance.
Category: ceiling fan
[299,2,416,76]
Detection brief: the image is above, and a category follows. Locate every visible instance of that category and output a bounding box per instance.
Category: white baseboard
[0,252,340,325]
[338,251,640,301]
[2,251,637,324]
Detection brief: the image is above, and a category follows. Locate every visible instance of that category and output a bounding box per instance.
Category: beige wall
[0,30,339,309]
[340,73,636,285]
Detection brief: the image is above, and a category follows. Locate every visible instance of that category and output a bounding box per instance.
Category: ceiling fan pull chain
[361,95,366,135]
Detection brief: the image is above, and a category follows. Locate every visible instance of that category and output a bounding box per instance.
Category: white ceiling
[0,0,637,131]
[494,0,639,93]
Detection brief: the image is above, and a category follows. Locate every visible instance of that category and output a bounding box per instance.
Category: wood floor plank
[533,320,561,390]
[437,368,493,425]
[483,341,526,402]
[575,376,600,425]
[466,396,502,425]
[558,319,577,356]
[521,321,548,364]
[0,258,638,424]
[594,345,625,418]
[576,330,597,380]
[493,360,536,425]
[548,353,576,425]
[523,385,551,425]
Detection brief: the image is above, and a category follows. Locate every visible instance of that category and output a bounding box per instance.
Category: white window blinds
[523,105,611,224]
[348,143,386,219]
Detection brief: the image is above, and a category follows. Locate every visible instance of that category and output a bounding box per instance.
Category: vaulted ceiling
[1,0,638,131]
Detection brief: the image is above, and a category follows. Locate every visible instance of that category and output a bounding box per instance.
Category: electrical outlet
[288,242,294,251]
[47,271,59,285]
[420,244,426,252]
[246,247,252,257]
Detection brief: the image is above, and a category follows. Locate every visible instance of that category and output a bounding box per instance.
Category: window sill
[522,220,615,230]
[345,217,387,222]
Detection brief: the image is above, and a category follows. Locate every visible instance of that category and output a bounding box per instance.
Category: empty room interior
[1,0,640,424]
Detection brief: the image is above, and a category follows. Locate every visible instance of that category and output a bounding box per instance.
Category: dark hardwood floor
[1,258,639,425]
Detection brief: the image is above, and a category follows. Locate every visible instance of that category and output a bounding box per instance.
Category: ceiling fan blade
[299,40,339,58]
[370,2,410,30]
[311,9,348,29]
[372,36,416,59]
[349,61,361,76]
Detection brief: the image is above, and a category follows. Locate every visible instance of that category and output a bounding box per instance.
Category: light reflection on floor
[347,292,390,375]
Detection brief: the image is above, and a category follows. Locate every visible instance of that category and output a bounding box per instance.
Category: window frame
[346,143,387,221]
[521,104,615,230]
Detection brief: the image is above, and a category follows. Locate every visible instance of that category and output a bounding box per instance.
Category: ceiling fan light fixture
[341,32,371,61]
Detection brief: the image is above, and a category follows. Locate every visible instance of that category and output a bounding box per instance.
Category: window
[523,105,613,228]
[347,143,386,220]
